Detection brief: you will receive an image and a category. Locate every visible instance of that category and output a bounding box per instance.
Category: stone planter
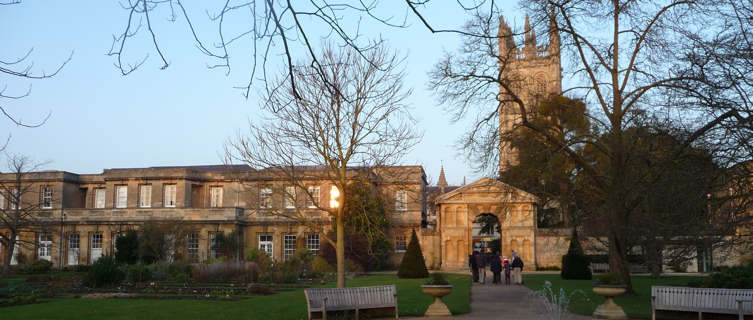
[421,285,453,317]
[592,284,628,319]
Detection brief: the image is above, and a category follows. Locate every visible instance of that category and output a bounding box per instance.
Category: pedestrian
[503,256,511,285]
[490,251,502,284]
[511,253,524,285]
[469,251,479,282]
[475,248,487,284]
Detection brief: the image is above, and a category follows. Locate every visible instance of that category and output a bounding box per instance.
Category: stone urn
[421,285,453,317]
[592,284,628,319]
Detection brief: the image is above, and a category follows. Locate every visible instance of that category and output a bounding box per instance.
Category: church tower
[498,13,562,174]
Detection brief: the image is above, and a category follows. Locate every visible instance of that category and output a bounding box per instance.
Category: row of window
[256,234,320,260]
[6,232,409,265]
[0,186,54,210]
[91,184,214,209]
[0,184,408,211]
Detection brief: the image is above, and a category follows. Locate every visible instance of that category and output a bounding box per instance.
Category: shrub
[703,263,753,289]
[345,258,363,274]
[560,232,592,280]
[115,230,139,265]
[29,259,53,273]
[596,272,622,285]
[397,230,429,278]
[425,273,449,285]
[311,256,334,275]
[245,247,273,275]
[145,262,191,282]
[192,261,260,283]
[320,230,372,272]
[83,255,125,288]
[125,264,152,283]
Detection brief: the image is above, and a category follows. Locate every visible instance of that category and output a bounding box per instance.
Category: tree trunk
[2,234,16,278]
[608,231,633,292]
[645,241,663,277]
[336,205,346,288]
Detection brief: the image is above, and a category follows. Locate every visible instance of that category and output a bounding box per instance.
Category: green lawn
[2,273,470,320]
[523,274,705,319]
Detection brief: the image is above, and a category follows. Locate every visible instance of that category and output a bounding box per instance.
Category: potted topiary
[592,272,628,319]
[421,273,453,317]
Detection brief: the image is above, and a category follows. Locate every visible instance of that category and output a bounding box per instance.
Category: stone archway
[434,177,538,271]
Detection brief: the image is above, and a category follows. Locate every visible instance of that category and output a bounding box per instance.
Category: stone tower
[498,13,562,173]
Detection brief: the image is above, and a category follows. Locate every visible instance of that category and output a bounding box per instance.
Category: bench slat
[653,286,753,315]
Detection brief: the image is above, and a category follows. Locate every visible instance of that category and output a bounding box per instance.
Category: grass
[523,273,705,319]
[1,273,471,319]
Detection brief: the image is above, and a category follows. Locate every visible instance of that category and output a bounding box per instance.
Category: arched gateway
[433,177,537,270]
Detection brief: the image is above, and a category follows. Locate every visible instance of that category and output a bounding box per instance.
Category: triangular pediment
[434,177,537,204]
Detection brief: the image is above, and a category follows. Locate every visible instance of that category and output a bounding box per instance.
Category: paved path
[407,279,591,320]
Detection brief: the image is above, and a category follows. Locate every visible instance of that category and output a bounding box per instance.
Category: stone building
[0,165,427,268]
[498,13,562,172]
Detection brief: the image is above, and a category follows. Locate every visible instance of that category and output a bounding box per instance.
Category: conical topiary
[560,230,592,280]
[397,229,429,278]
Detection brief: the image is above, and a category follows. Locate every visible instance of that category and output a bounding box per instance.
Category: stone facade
[0,165,426,268]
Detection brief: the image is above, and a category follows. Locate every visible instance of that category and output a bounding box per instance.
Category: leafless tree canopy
[109,1,509,99]
[1,1,71,145]
[224,43,419,287]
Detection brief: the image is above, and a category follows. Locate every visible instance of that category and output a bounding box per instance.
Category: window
[306,234,320,256]
[90,233,103,263]
[94,188,106,208]
[284,235,296,261]
[210,233,219,259]
[41,186,53,209]
[284,186,296,209]
[38,233,52,261]
[187,233,199,262]
[164,184,176,207]
[210,186,223,208]
[395,190,407,211]
[0,192,5,209]
[139,185,152,208]
[260,187,272,208]
[306,186,320,208]
[395,235,407,253]
[115,185,128,208]
[68,234,80,265]
[258,235,273,256]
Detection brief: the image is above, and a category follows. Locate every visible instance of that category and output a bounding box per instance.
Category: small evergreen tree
[560,230,592,280]
[397,230,429,278]
[115,229,139,264]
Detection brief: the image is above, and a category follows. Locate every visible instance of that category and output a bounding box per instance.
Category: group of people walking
[469,248,524,285]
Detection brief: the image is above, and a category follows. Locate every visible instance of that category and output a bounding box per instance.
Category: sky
[1,1,525,186]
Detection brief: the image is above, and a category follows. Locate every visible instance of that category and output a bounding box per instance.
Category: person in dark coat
[469,251,479,282]
[511,254,524,284]
[490,251,502,284]
[475,249,487,284]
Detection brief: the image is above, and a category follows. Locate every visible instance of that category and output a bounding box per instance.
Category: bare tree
[429,1,753,289]
[224,44,420,287]
[1,1,72,144]
[0,154,54,276]
[108,1,507,100]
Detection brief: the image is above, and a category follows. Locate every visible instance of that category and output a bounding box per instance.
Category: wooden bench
[304,285,398,320]
[652,286,753,320]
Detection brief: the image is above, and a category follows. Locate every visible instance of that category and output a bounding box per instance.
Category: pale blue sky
[1,1,525,186]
